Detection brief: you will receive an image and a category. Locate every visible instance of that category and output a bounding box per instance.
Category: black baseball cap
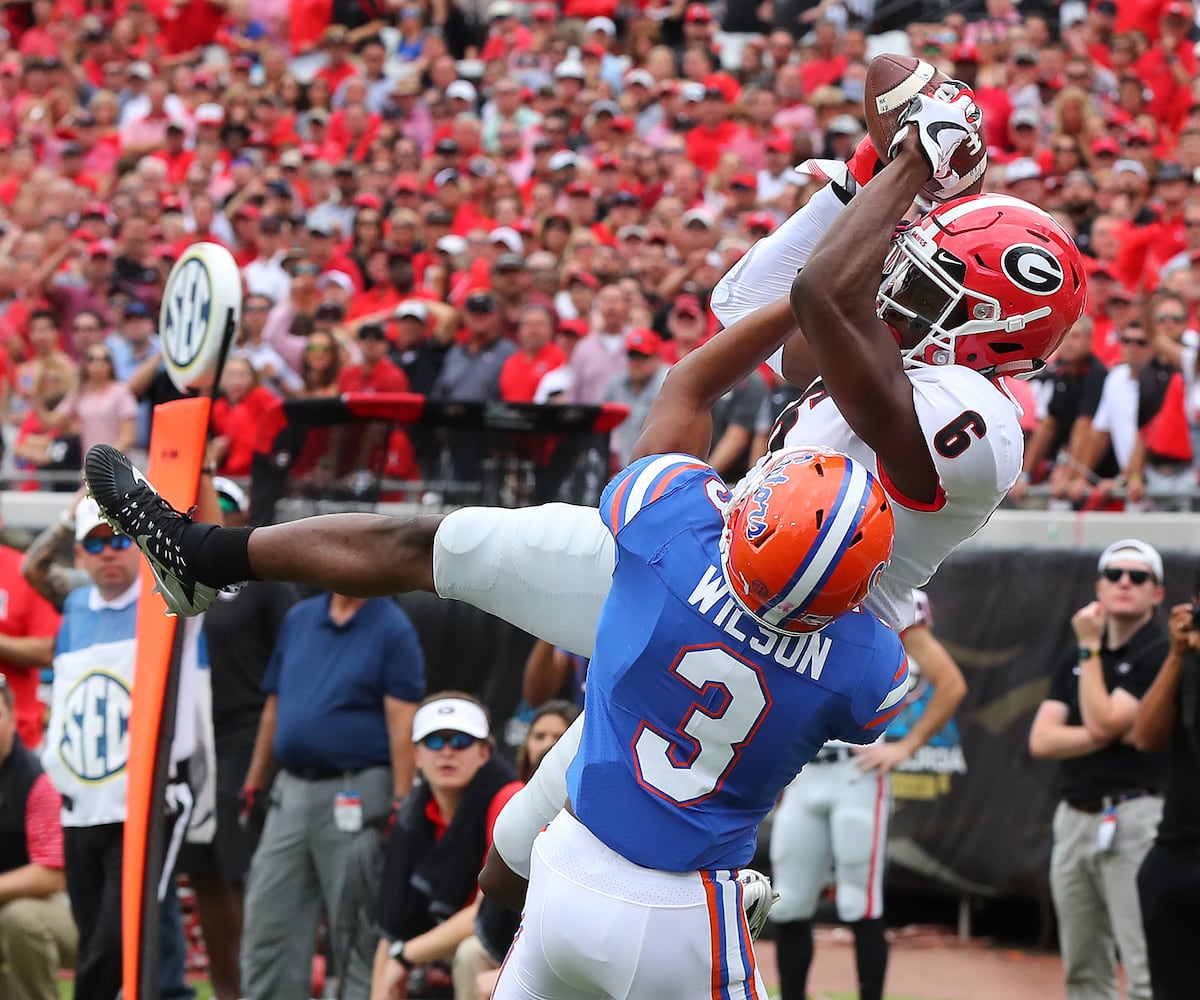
[465,291,497,313]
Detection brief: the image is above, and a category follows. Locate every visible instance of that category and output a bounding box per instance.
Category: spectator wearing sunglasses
[371,694,522,1000]
[41,499,195,1000]
[1030,539,1169,1000]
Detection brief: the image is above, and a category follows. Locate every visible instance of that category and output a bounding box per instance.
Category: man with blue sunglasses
[40,500,196,1000]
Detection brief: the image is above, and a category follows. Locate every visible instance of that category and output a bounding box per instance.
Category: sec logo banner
[159,242,243,392]
[58,670,133,783]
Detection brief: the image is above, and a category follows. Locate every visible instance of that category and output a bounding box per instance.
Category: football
[863,53,987,201]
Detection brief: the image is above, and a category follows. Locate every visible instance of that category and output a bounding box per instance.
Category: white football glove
[738,868,781,940]
[888,82,983,195]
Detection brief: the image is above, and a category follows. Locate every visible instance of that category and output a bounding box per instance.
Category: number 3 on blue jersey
[633,646,769,805]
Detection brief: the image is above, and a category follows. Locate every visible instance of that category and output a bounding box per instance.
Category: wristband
[1078,647,1099,662]
[388,939,415,970]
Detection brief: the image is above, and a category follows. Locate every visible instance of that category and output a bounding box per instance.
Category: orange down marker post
[122,395,212,1000]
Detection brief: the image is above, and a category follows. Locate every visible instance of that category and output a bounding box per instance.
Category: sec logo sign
[58,670,133,783]
[162,257,212,370]
[159,242,243,392]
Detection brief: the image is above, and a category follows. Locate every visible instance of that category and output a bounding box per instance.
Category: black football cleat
[83,445,217,617]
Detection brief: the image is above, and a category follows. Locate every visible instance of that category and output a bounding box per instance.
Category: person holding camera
[1131,566,1200,1000]
[1029,539,1169,1000]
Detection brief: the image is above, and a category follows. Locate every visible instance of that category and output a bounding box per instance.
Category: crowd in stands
[0,0,1192,507]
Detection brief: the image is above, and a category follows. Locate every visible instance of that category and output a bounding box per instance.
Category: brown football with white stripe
[864,53,986,201]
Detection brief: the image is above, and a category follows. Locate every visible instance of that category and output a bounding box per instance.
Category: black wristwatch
[388,939,415,971]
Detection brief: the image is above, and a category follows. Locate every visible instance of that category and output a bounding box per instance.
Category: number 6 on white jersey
[633,647,769,804]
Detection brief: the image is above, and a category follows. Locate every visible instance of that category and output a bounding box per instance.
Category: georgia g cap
[412,697,490,742]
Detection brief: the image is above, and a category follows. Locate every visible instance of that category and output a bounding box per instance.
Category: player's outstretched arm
[632,296,794,463]
[790,133,939,504]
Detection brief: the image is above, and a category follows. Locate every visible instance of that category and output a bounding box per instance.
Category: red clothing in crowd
[1113,211,1186,292]
[685,120,739,173]
[0,546,62,749]
[800,56,848,95]
[211,385,278,476]
[560,0,617,16]
[152,0,225,55]
[289,0,332,53]
[339,357,409,395]
[1135,44,1197,125]
[1142,372,1192,463]
[499,344,567,402]
[23,774,65,867]
[1114,0,1170,41]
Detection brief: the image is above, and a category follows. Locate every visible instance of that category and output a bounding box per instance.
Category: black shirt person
[1131,565,1200,1000]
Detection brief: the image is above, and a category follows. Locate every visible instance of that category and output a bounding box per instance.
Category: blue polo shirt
[264,595,426,773]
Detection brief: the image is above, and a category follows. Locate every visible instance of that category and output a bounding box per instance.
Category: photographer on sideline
[1131,566,1200,1000]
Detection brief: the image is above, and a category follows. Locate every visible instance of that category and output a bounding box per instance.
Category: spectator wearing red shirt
[1136,4,1197,126]
[0,530,60,750]
[685,87,739,174]
[1130,163,1192,290]
[500,304,566,403]
[0,677,73,1000]
[338,321,413,479]
[480,2,532,63]
[799,20,848,95]
[319,26,360,87]
[1114,0,1173,41]
[151,122,195,187]
[16,0,59,60]
[57,143,101,195]
[209,357,278,477]
[306,221,363,293]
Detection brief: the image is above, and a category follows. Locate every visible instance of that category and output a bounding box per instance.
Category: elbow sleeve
[491,714,583,879]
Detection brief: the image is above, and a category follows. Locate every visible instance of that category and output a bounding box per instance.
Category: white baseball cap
[74,498,109,542]
[553,61,585,81]
[1098,539,1163,583]
[489,226,523,255]
[446,79,477,103]
[412,697,490,742]
[394,300,428,321]
[436,234,468,256]
[1005,157,1043,185]
[585,15,616,35]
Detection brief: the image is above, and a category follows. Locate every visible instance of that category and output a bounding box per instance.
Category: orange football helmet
[720,449,895,634]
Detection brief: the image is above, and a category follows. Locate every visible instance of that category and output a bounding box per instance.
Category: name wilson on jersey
[687,564,833,678]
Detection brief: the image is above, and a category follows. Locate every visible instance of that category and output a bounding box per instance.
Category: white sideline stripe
[874,59,936,114]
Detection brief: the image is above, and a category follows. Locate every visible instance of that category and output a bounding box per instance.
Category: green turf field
[59,982,214,999]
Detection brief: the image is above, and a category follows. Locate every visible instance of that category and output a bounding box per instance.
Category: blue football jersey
[567,454,908,872]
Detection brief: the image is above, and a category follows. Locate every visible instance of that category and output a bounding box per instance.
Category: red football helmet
[876,193,1087,379]
[720,449,895,635]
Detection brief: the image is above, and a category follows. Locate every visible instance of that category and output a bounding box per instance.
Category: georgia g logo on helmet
[1000,244,1065,297]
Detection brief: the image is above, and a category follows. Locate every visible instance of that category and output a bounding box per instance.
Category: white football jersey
[761,365,1023,630]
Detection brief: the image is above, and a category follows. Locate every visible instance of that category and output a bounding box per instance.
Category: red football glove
[847,134,884,186]
[796,136,883,198]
